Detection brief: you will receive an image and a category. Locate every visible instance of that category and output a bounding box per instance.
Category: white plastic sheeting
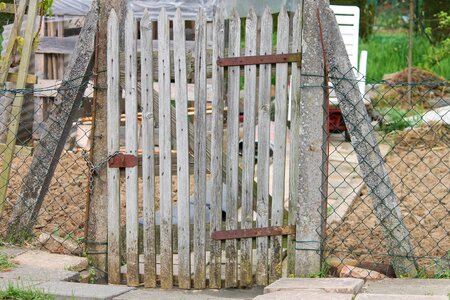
[49,0,300,19]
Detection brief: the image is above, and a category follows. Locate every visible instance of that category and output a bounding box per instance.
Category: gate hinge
[108,153,138,168]
[211,225,295,240]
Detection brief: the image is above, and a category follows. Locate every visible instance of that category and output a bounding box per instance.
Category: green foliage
[423,0,450,42]
[38,0,54,16]
[0,285,54,300]
[360,33,450,81]
[423,11,450,71]
[309,262,331,278]
[0,252,15,271]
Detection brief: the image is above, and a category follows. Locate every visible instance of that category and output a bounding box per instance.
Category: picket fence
[106,5,304,289]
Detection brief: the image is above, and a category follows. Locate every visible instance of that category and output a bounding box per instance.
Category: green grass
[360,32,450,81]
[0,252,15,271]
[0,285,54,300]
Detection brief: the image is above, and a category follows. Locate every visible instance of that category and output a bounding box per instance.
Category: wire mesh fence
[321,67,449,279]
[0,77,94,255]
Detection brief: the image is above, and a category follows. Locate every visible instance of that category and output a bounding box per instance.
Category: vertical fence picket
[270,6,289,283]
[193,9,207,289]
[209,8,224,289]
[240,8,257,288]
[124,10,139,287]
[225,9,240,288]
[107,9,120,285]
[287,5,302,277]
[158,8,173,289]
[174,8,191,290]
[255,7,273,286]
[140,9,157,288]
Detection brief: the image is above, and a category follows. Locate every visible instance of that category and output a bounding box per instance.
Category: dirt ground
[326,134,449,273]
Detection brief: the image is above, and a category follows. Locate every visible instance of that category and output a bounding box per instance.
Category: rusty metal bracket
[217,53,301,67]
[211,225,295,240]
[108,153,138,168]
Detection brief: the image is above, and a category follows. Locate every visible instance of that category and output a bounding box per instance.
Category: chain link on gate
[81,149,121,195]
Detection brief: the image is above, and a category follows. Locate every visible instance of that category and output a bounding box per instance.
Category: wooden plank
[0,3,16,14]
[0,0,39,213]
[208,8,224,289]
[193,9,207,290]
[173,8,190,290]
[124,10,139,287]
[57,20,65,79]
[140,9,157,288]
[321,4,417,277]
[269,6,289,283]
[106,9,121,285]
[240,8,257,288]
[34,79,94,97]
[0,143,33,156]
[212,225,295,240]
[296,0,326,277]
[217,53,300,67]
[35,36,79,54]
[287,4,303,278]
[158,8,173,289]
[6,0,98,236]
[33,17,46,140]
[255,7,272,287]
[0,0,29,84]
[225,9,240,288]
[6,73,38,84]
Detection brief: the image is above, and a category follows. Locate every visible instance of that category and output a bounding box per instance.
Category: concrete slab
[254,290,353,300]
[0,247,28,258]
[264,278,364,294]
[35,281,134,300]
[0,278,41,290]
[362,279,450,296]
[12,250,88,272]
[0,266,79,282]
[113,287,264,300]
[355,294,448,300]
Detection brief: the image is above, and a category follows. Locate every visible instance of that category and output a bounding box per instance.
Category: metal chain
[81,150,120,195]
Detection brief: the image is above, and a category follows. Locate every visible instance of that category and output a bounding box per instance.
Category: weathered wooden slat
[6,73,38,84]
[225,9,240,288]
[124,10,139,287]
[173,8,191,290]
[217,53,300,67]
[140,9,157,288]
[193,9,207,290]
[0,3,16,14]
[287,4,303,277]
[0,0,39,212]
[212,225,295,240]
[35,36,79,54]
[240,8,257,288]
[158,8,173,289]
[270,6,289,283]
[107,9,121,285]
[0,0,28,84]
[255,7,272,286]
[208,8,224,289]
[296,0,326,276]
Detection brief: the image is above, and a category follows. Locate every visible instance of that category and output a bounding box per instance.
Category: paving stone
[254,290,353,300]
[0,247,28,258]
[12,250,88,272]
[355,294,448,300]
[35,281,134,300]
[362,279,450,296]
[0,266,79,282]
[0,278,41,289]
[264,278,364,294]
[114,287,264,300]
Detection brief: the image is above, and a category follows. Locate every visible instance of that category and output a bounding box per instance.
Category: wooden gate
[106,5,303,289]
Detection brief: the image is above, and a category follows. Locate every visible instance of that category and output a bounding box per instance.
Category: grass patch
[360,33,450,81]
[0,252,15,271]
[0,285,54,300]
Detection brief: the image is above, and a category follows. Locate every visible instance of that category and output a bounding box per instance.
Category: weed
[310,262,331,278]
[0,284,54,300]
[0,252,15,271]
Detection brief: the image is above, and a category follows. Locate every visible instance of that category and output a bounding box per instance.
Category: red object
[329,107,347,133]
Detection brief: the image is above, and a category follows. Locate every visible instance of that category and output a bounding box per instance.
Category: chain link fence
[321,67,449,279]
[0,77,94,255]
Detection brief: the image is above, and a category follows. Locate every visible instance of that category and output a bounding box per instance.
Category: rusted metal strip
[217,53,301,67]
[108,153,138,168]
[211,225,295,240]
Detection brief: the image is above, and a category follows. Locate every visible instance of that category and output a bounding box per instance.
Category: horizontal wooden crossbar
[211,225,296,240]
[217,53,301,67]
